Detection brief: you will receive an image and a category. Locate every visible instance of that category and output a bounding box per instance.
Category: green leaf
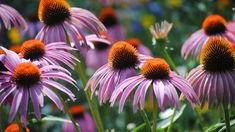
[27,115,79,127]
[157,104,187,129]
[132,104,186,131]
[205,118,235,132]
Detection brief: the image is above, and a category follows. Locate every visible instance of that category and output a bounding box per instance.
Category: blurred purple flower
[110,58,199,112]
[36,0,106,50]
[0,47,76,126]
[126,38,152,56]
[0,4,27,30]
[99,8,125,43]
[181,14,235,59]
[63,105,96,132]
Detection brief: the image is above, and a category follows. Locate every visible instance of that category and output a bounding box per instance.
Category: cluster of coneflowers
[0,0,234,132]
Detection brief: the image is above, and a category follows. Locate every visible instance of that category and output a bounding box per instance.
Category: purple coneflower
[126,38,152,56]
[4,123,30,132]
[63,105,96,132]
[0,4,27,30]
[83,33,111,70]
[0,47,76,126]
[36,0,106,50]
[110,58,199,112]
[99,8,125,43]
[20,39,79,69]
[187,37,235,107]
[85,41,147,104]
[181,14,235,59]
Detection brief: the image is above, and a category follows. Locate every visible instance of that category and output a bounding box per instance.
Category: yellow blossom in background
[166,0,182,8]
[195,102,209,114]
[7,27,21,44]
[140,14,156,28]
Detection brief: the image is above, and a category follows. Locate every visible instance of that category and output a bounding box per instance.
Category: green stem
[158,44,179,74]
[56,93,80,132]
[76,53,104,132]
[138,106,151,132]
[222,103,231,132]
[16,114,24,132]
[167,107,177,132]
[152,97,158,132]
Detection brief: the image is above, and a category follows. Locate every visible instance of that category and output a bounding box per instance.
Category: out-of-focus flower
[181,14,235,59]
[85,41,148,104]
[99,0,125,6]
[166,0,183,8]
[110,58,199,112]
[99,8,125,43]
[7,28,21,44]
[9,45,21,54]
[140,14,156,28]
[187,37,235,107]
[217,0,230,10]
[83,33,111,70]
[4,123,30,132]
[20,39,79,69]
[149,21,173,41]
[126,38,152,56]
[0,47,76,126]
[36,0,106,50]
[21,13,43,38]
[0,4,27,30]
[63,105,96,132]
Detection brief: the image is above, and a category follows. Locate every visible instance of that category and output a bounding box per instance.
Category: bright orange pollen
[9,45,21,54]
[4,123,30,132]
[141,58,170,79]
[13,62,41,86]
[0,49,6,55]
[202,14,227,35]
[70,105,85,115]
[38,0,70,26]
[108,41,139,69]
[126,38,141,47]
[21,40,45,60]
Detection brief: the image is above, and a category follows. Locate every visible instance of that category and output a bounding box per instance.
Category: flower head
[110,58,199,112]
[85,41,148,104]
[181,14,235,59]
[0,4,27,30]
[0,47,76,126]
[149,20,173,40]
[4,123,30,132]
[63,105,96,132]
[36,0,106,50]
[20,39,79,69]
[187,37,235,107]
[126,38,152,55]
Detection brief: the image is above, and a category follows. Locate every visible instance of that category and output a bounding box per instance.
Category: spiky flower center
[202,15,227,36]
[99,8,118,28]
[126,38,141,47]
[141,58,170,79]
[70,105,85,119]
[38,0,70,26]
[13,62,41,86]
[21,40,46,61]
[108,41,139,69]
[200,37,235,71]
